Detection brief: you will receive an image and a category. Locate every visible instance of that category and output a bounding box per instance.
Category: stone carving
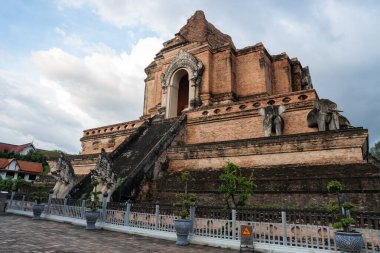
[160,49,204,115]
[307,99,351,131]
[52,152,75,198]
[301,66,313,90]
[258,105,286,137]
[91,148,117,201]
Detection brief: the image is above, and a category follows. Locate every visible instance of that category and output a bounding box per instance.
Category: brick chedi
[141,10,366,169]
[68,11,378,210]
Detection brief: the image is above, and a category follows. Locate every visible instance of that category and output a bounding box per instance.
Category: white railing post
[21,195,25,210]
[190,205,195,234]
[281,211,287,245]
[101,193,108,222]
[155,201,160,230]
[8,192,15,210]
[124,200,131,226]
[63,198,68,216]
[46,193,53,215]
[232,209,237,240]
[81,199,86,219]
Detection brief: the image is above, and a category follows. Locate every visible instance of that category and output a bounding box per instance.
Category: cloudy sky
[0,0,379,154]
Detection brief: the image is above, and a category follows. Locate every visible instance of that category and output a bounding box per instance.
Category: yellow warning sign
[240,225,253,246]
[242,226,251,236]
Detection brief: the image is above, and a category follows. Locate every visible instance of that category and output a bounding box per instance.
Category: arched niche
[160,50,204,118]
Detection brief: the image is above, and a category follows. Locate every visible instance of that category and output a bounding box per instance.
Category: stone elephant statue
[307,99,351,131]
[258,105,286,137]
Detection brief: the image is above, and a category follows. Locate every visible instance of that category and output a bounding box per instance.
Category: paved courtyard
[0,214,238,253]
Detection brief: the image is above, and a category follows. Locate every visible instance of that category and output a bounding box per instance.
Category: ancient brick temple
[67,11,379,210]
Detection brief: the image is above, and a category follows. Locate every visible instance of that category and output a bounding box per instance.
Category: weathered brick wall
[235,50,267,96]
[71,155,98,175]
[272,54,292,94]
[147,163,380,211]
[168,128,368,170]
[80,119,144,155]
[142,41,309,117]
[186,90,318,145]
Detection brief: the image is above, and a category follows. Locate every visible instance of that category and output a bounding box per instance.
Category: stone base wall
[145,162,380,211]
[168,128,368,170]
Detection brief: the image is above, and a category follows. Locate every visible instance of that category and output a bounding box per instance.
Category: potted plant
[31,184,49,220]
[85,180,102,230]
[173,171,197,246]
[327,180,364,253]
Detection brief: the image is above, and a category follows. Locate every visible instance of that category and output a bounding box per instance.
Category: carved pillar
[159,74,167,116]
[189,77,196,108]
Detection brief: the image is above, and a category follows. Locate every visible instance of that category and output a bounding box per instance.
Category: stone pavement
[0,214,238,253]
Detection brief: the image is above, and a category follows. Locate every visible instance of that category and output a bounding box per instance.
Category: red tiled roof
[0,158,43,174]
[0,158,11,169]
[0,142,34,153]
[17,160,43,174]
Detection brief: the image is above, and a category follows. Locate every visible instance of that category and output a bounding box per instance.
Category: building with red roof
[0,142,35,155]
[0,158,42,182]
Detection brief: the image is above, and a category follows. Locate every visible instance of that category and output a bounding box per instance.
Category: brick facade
[73,10,374,211]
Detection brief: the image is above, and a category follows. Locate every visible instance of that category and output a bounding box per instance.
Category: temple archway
[160,50,204,119]
[177,73,189,116]
[166,69,189,118]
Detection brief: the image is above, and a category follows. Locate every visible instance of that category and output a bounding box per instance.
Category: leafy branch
[327,180,356,232]
[219,162,255,209]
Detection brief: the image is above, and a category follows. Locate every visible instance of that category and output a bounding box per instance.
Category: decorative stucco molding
[160,50,204,117]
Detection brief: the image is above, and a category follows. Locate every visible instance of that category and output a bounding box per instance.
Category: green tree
[219,162,255,209]
[0,177,14,192]
[370,140,380,160]
[14,178,31,192]
[173,171,197,219]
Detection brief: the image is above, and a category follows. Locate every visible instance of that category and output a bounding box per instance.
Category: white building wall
[19,146,35,155]
[7,160,19,171]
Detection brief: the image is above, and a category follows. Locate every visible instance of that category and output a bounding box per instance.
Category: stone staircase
[68,115,186,201]
[111,115,186,201]
[67,174,92,199]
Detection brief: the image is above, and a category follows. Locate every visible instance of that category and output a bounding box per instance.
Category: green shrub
[173,171,196,219]
[31,185,49,204]
[327,180,356,232]
[86,180,102,211]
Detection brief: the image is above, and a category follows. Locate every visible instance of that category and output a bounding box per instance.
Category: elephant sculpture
[258,105,286,137]
[307,99,351,131]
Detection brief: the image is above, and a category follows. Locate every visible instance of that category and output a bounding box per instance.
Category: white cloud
[55,27,86,50]
[0,69,82,153]
[0,36,162,153]
[1,0,380,154]
[57,0,198,38]
[32,36,162,121]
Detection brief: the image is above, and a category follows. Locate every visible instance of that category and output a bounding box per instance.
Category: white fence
[6,193,380,253]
